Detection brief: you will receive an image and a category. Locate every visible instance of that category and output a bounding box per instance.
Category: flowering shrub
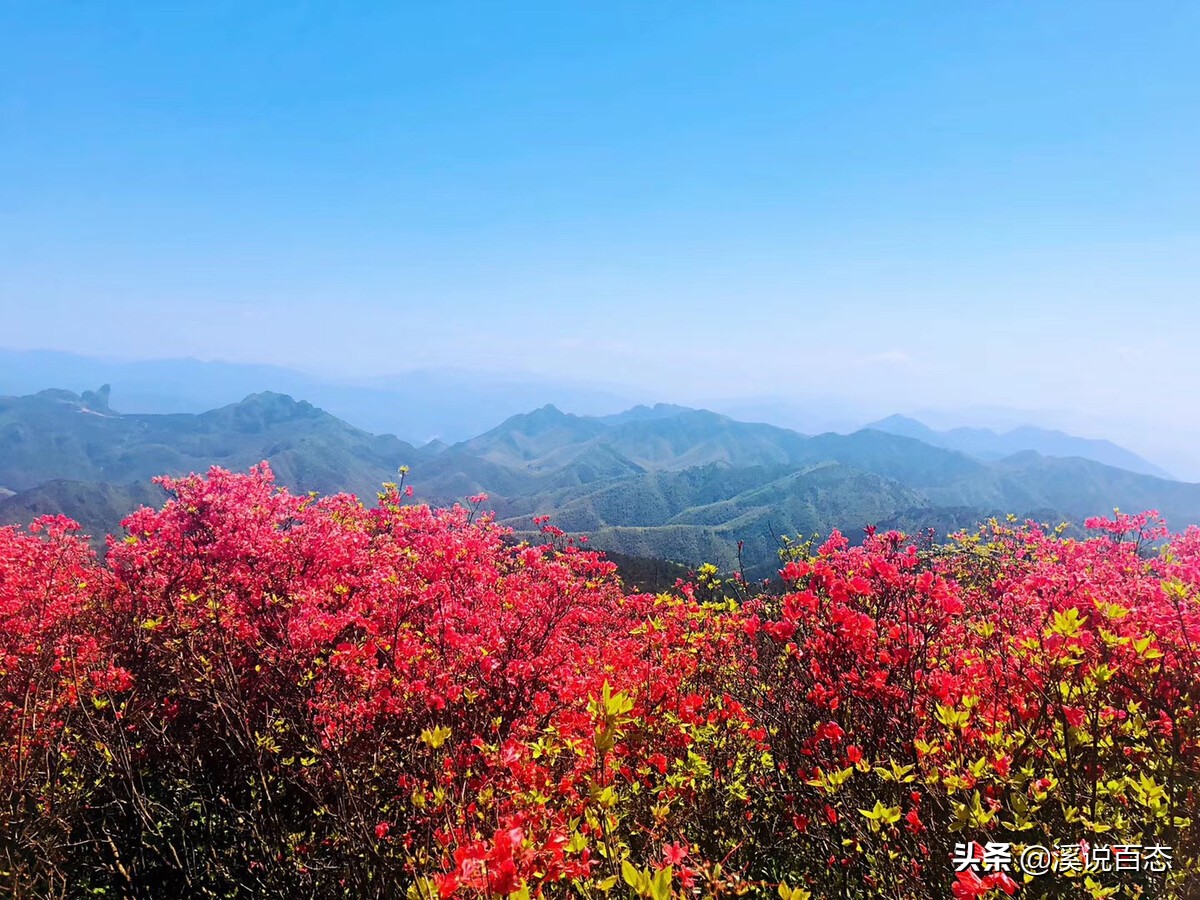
[0,466,1196,898]
[729,515,1198,898]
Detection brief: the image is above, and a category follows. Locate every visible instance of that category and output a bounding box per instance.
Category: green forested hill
[0,479,169,546]
[2,387,1198,575]
[460,404,813,472]
[0,389,424,498]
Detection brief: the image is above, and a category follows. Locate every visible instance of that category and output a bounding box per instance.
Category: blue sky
[2,2,1199,469]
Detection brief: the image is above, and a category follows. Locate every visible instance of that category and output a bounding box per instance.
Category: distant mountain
[3,386,1199,577]
[413,406,1200,574]
[865,414,1172,479]
[0,388,426,499]
[597,403,698,425]
[0,348,639,443]
[460,405,613,470]
[5,350,1177,477]
[461,405,812,473]
[708,396,877,436]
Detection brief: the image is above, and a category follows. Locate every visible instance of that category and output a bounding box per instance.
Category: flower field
[1,465,1197,898]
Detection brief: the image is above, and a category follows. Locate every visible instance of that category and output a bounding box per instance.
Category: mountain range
[3,350,1180,479]
[0,348,639,444]
[3,386,1199,577]
[865,414,1171,479]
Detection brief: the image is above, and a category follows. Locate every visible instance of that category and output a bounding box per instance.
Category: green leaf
[651,866,672,900]
[621,860,643,892]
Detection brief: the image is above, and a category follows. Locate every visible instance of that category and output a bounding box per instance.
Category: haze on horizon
[3,3,1199,475]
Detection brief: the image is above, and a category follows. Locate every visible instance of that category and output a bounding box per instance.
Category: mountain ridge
[866,413,1172,479]
[2,385,1196,576]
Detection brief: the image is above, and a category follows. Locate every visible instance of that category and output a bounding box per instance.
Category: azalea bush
[0,465,1196,898]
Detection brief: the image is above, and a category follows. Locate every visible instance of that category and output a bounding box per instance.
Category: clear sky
[3,3,1199,469]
